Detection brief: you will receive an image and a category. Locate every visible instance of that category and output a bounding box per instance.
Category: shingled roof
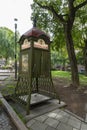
[19,27,50,44]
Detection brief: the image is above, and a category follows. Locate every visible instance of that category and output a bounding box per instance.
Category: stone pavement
[26,108,87,130]
[0,107,17,130]
[0,71,87,130]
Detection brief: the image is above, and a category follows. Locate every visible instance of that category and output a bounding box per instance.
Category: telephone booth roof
[19,27,51,44]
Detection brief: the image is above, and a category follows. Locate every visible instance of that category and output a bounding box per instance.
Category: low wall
[0,93,28,130]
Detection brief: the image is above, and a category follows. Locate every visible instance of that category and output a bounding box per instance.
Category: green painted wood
[13,37,60,114]
[26,40,34,114]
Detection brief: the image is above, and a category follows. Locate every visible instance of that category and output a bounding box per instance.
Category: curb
[0,93,28,130]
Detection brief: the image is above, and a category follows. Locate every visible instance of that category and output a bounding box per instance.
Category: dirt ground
[53,77,87,119]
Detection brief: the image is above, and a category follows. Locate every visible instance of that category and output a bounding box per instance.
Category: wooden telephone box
[15,27,59,114]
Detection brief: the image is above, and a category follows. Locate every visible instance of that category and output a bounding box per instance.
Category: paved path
[26,108,87,130]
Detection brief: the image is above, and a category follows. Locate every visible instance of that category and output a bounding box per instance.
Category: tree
[73,7,87,75]
[32,0,87,87]
[0,27,15,64]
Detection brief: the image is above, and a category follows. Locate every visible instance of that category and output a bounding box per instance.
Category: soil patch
[53,77,87,119]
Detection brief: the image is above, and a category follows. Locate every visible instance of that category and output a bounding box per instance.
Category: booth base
[19,93,51,105]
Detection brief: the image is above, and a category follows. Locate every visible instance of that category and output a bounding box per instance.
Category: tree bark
[84,39,87,76]
[64,24,79,87]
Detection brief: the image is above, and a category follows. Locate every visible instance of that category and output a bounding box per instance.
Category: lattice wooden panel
[15,73,30,96]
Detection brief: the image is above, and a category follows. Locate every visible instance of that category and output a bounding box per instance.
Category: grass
[1,85,15,96]
[52,70,87,86]
[52,70,71,79]
[79,74,87,86]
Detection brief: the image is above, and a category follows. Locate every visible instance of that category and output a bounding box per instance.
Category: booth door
[33,49,41,77]
[33,49,50,77]
[41,50,50,77]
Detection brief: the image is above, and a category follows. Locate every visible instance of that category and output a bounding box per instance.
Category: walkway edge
[0,92,28,130]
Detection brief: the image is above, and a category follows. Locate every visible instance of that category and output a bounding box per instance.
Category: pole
[14,18,18,79]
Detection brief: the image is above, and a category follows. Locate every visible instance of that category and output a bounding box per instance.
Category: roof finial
[33,16,37,27]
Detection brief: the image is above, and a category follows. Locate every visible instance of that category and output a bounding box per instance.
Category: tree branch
[68,0,75,28]
[75,0,87,12]
[34,1,66,25]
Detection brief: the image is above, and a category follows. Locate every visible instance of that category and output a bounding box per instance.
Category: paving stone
[51,109,61,114]
[85,113,87,122]
[57,122,73,130]
[46,126,56,130]
[30,120,48,130]
[70,116,82,121]
[47,112,58,118]
[53,110,70,124]
[59,110,70,117]
[56,114,69,123]
[26,119,36,128]
[44,117,59,128]
[68,116,81,129]
[65,110,84,121]
[35,115,48,122]
[73,128,79,130]
[80,122,87,130]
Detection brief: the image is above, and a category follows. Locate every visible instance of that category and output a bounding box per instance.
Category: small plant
[11,106,27,124]
[0,100,2,105]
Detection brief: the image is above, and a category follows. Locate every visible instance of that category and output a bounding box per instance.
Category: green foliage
[51,47,68,69]
[32,0,87,66]
[76,51,84,64]
[31,1,66,53]
[0,27,20,64]
[0,27,14,60]
[75,5,87,39]
[74,0,87,6]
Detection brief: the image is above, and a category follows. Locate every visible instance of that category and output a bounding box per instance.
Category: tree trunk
[84,39,87,76]
[5,57,8,66]
[64,24,80,87]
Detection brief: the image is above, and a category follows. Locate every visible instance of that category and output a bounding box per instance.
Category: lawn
[52,70,87,86]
